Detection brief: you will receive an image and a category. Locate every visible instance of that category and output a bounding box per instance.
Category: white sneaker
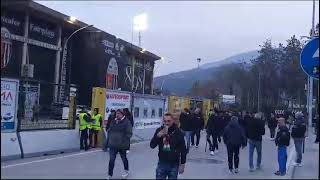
[195,145,199,148]
[249,168,255,172]
[126,150,130,154]
[292,162,303,167]
[122,170,129,178]
[234,168,239,174]
[210,151,214,156]
[106,175,112,179]
[229,169,234,174]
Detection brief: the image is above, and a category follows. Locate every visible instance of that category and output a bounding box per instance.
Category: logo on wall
[1,27,12,69]
[106,57,118,89]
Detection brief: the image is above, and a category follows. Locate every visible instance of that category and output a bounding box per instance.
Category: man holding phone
[150,113,187,179]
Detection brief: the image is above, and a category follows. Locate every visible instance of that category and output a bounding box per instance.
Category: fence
[17,79,77,131]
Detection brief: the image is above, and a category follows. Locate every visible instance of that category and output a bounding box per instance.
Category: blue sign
[300,37,319,79]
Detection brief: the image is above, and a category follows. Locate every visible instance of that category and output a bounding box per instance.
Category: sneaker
[256,166,262,170]
[234,168,239,174]
[249,168,255,172]
[274,171,285,176]
[210,151,214,156]
[292,162,303,167]
[106,175,112,179]
[126,150,130,154]
[229,169,234,174]
[195,145,199,148]
[122,170,129,178]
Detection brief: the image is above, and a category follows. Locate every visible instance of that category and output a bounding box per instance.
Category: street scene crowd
[78,106,319,179]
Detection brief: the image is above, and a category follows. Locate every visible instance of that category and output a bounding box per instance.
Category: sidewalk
[291,130,319,179]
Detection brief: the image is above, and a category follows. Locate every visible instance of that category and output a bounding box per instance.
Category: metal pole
[138,30,141,47]
[258,72,261,112]
[308,0,315,128]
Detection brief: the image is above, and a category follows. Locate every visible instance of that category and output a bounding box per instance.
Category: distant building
[1,0,160,107]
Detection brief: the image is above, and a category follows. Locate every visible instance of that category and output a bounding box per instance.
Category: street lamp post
[58,24,93,103]
[133,13,148,47]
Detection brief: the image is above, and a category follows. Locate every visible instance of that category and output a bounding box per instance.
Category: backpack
[280,130,290,146]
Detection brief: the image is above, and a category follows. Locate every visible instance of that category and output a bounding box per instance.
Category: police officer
[79,108,90,151]
[90,108,102,148]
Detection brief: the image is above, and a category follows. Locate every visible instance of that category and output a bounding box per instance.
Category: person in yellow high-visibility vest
[90,108,102,148]
[79,108,91,151]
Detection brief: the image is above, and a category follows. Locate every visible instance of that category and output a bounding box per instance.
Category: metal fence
[17,79,77,131]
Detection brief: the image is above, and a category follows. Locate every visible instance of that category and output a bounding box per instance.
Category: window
[159,108,163,118]
[143,108,148,118]
[134,107,139,118]
[151,109,155,118]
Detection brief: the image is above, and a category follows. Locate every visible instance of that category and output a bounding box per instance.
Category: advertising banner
[222,95,236,104]
[105,91,131,120]
[1,78,18,131]
[135,118,162,130]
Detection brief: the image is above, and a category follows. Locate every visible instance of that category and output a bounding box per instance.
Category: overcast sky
[38,1,319,77]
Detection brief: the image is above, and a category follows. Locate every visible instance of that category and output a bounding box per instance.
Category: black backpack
[280,130,290,146]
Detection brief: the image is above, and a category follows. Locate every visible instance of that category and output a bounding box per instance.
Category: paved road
[1,128,318,179]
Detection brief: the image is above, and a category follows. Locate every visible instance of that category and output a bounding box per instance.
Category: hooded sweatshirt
[223,116,247,146]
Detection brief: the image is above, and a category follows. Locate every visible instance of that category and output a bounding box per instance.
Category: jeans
[206,133,218,152]
[227,144,240,170]
[248,139,262,169]
[108,148,129,176]
[294,139,304,163]
[182,131,192,151]
[191,130,201,146]
[269,127,276,138]
[80,128,88,150]
[278,146,287,174]
[156,161,179,179]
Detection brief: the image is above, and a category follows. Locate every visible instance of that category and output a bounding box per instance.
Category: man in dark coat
[191,108,204,148]
[223,116,247,174]
[106,109,132,179]
[267,113,278,140]
[179,108,194,153]
[206,111,220,155]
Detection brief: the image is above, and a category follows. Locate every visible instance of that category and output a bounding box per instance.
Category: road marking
[2,141,150,169]
[1,149,102,169]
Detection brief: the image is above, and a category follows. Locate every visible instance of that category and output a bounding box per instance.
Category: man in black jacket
[150,113,187,179]
[206,111,219,155]
[268,113,278,140]
[106,109,132,179]
[191,108,204,148]
[179,108,193,153]
[247,113,265,172]
[291,112,306,167]
[274,117,290,176]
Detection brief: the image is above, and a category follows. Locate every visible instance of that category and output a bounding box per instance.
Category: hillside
[154,50,259,95]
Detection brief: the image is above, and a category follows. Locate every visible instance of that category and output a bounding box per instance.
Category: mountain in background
[154,50,259,96]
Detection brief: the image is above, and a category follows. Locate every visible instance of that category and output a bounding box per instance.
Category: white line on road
[1,149,102,169]
[1,141,149,169]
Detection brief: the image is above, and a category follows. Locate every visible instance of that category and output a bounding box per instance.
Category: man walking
[291,112,307,167]
[191,108,204,148]
[223,116,247,174]
[150,113,187,179]
[267,113,278,140]
[246,113,265,172]
[106,109,132,179]
[206,110,219,155]
[179,108,194,153]
[274,117,290,176]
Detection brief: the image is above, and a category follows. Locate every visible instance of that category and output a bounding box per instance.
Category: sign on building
[222,95,236,104]
[1,78,19,131]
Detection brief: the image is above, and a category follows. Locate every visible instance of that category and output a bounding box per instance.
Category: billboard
[105,91,131,120]
[1,78,19,131]
[222,95,236,104]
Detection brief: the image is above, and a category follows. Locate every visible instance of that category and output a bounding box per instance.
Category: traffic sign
[300,37,319,79]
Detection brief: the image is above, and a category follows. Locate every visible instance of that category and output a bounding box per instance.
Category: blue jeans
[156,161,179,179]
[294,139,304,163]
[183,131,192,151]
[248,139,262,169]
[278,146,287,174]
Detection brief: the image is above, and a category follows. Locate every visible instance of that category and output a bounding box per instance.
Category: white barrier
[1,132,21,161]
[20,129,79,158]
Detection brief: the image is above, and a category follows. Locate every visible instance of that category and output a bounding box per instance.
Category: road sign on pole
[300,37,319,80]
